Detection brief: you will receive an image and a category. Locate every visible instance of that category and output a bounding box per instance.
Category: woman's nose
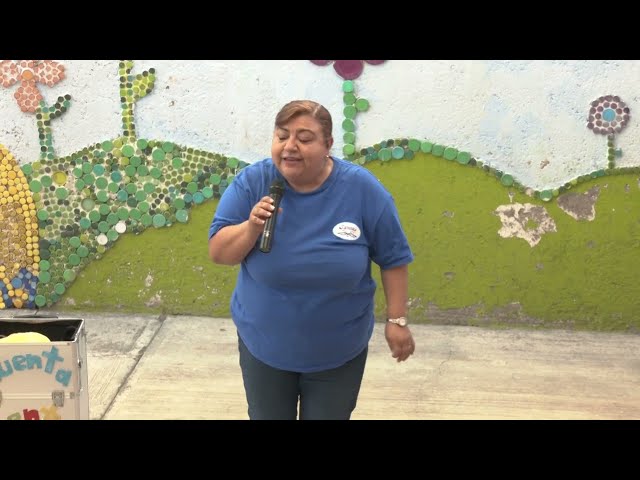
[284,137,297,150]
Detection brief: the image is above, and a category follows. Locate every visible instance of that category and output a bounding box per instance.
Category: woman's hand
[249,196,276,230]
[384,322,415,362]
[209,196,282,265]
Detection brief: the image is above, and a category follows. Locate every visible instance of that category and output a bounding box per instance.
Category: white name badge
[332,222,361,241]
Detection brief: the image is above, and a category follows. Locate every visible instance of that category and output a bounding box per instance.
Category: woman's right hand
[248,196,276,230]
[209,196,281,265]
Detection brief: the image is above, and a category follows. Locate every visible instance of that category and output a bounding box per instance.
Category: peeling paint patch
[495,203,557,247]
[145,293,163,307]
[557,186,600,221]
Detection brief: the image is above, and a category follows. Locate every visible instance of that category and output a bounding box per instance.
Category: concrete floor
[74,312,640,420]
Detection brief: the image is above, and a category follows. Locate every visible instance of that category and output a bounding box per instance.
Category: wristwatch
[387,316,407,327]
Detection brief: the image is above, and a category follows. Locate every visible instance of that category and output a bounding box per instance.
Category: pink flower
[0,60,65,113]
[310,60,385,80]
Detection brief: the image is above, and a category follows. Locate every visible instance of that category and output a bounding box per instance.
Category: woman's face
[271,114,333,190]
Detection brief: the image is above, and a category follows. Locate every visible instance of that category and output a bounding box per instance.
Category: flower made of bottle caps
[586,95,630,135]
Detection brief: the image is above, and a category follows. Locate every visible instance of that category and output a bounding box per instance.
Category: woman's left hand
[384,323,415,362]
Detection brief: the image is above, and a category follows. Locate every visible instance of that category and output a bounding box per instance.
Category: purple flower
[310,60,386,80]
[586,95,630,135]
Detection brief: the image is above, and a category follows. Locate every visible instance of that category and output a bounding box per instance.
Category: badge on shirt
[332,222,361,241]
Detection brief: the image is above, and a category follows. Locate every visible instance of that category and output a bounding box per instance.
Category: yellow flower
[0,145,39,309]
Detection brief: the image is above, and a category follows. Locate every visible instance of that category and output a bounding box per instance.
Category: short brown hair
[275,100,333,147]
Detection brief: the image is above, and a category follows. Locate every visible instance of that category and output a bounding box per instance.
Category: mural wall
[1,60,638,331]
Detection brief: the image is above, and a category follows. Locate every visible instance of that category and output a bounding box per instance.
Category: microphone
[259,179,285,253]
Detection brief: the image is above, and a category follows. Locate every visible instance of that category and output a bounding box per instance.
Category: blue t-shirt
[208,157,413,372]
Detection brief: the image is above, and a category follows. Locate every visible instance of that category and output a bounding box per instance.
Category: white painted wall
[1,60,639,190]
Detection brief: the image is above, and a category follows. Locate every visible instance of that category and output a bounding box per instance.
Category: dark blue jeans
[238,336,368,420]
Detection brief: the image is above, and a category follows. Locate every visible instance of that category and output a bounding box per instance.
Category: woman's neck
[288,156,334,193]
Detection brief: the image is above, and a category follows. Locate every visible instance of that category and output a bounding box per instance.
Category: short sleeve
[208,170,254,240]
[368,199,414,270]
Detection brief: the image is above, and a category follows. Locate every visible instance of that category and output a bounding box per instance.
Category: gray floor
[69,312,640,419]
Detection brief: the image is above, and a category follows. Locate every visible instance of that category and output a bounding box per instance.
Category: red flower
[0,60,65,113]
[310,60,385,80]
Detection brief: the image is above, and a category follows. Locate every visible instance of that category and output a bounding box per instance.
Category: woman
[208,100,414,420]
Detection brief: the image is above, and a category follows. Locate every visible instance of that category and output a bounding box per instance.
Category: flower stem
[607,135,617,169]
[119,60,156,143]
[36,95,71,161]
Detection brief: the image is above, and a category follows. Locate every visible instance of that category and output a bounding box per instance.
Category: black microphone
[259,179,285,253]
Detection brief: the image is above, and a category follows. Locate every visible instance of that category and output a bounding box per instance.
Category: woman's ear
[327,136,334,150]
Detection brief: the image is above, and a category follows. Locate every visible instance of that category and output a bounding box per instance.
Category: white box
[0,315,89,420]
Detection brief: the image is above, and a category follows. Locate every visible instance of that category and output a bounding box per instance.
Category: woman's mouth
[282,156,302,165]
